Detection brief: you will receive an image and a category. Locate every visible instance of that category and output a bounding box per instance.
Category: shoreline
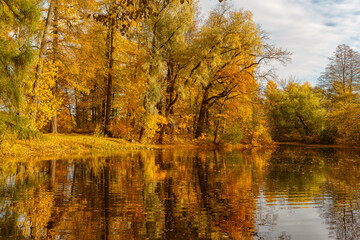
[0,134,256,160]
[277,141,360,149]
[0,134,182,160]
[6,134,358,161]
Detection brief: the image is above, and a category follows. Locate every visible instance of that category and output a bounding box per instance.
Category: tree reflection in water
[0,147,360,239]
[257,146,360,240]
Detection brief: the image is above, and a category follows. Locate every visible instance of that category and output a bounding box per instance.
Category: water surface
[1,146,360,239]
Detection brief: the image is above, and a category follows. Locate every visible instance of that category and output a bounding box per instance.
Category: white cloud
[199,0,360,86]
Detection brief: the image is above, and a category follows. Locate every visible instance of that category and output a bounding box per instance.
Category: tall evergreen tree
[0,0,40,111]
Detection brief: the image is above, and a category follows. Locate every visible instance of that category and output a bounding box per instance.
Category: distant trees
[265,81,326,143]
[318,44,360,102]
[318,44,360,143]
[264,44,360,144]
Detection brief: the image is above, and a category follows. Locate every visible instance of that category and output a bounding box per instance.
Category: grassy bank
[0,134,154,160]
[0,134,272,161]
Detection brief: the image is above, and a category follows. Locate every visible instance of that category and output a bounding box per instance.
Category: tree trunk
[140,21,158,144]
[159,125,166,144]
[31,0,55,130]
[159,61,179,144]
[298,114,310,136]
[50,113,57,133]
[195,89,209,138]
[159,95,178,144]
[213,118,220,143]
[158,107,171,144]
[74,90,80,127]
[139,127,145,143]
[50,1,59,133]
[104,16,115,137]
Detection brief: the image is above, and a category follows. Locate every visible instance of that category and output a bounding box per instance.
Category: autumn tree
[157,4,197,143]
[22,0,93,132]
[188,4,289,139]
[45,0,98,133]
[318,44,360,143]
[91,0,162,136]
[318,44,360,101]
[265,81,326,143]
[25,0,55,131]
[136,0,196,143]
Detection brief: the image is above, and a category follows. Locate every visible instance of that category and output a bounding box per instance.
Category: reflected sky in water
[1,146,360,239]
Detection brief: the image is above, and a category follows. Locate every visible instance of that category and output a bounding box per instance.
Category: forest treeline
[266,44,360,145]
[0,0,358,146]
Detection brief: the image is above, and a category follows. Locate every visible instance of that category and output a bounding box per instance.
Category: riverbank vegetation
[0,134,146,159]
[1,0,359,152]
[265,44,360,144]
[1,133,266,160]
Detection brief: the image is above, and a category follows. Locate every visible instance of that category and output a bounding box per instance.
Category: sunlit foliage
[0,0,292,145]
[265,81,326,143]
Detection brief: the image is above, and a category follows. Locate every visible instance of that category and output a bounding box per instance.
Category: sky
[199,0,360,86]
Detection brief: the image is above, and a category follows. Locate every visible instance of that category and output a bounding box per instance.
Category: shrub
[220,125,244,144]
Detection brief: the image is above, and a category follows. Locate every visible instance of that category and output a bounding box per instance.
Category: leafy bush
[220,124,244,144]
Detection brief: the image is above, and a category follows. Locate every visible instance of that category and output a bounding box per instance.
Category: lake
[1,145,360,239]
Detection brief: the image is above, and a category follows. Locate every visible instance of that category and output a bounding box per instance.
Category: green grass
[0,134,152,160]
